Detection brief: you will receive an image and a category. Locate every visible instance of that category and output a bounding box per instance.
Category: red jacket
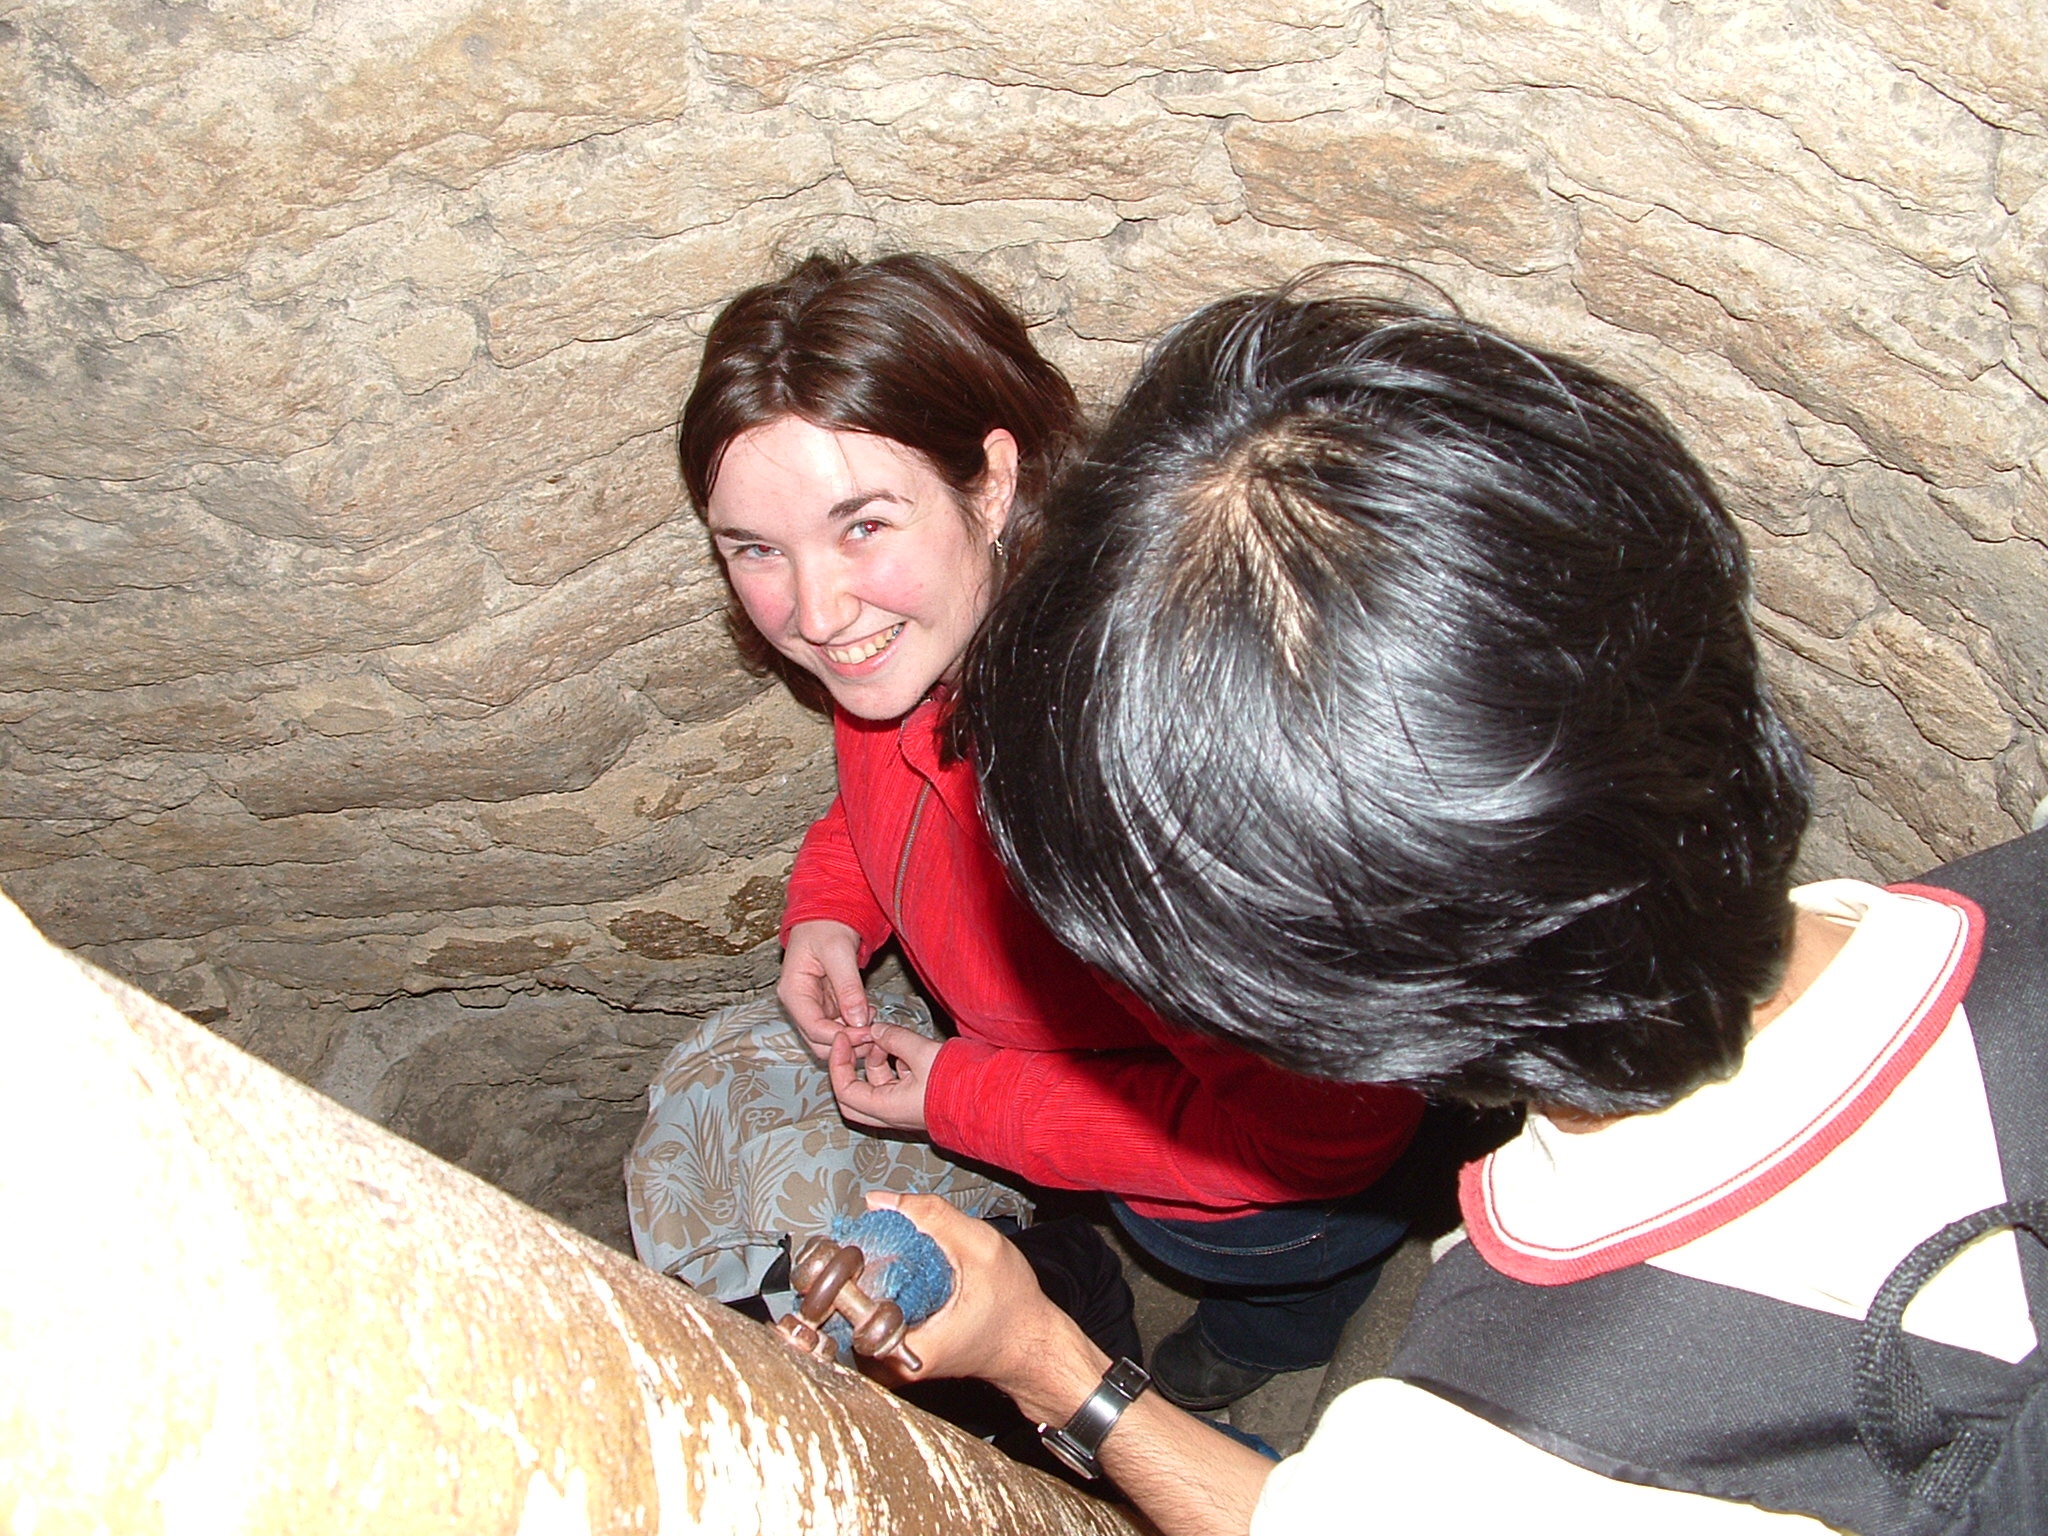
[781,697,1423,1221]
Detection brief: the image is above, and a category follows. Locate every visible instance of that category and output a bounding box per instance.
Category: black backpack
[1391,830,2048,1535]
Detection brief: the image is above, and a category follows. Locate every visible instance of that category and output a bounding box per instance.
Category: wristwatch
[1038,1357,1152,1480]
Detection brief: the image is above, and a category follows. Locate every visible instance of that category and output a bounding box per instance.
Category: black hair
[959,278,1811,1115]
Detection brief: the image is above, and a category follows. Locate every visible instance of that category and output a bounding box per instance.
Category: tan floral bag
[624,992,1032,1300]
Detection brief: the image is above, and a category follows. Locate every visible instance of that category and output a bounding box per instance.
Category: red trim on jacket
[781,699,1423,1221]
[1460,885,1984,1284]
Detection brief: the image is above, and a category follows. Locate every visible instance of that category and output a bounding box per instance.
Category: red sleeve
[779,796,893,966]
[922,1020,1423,1216]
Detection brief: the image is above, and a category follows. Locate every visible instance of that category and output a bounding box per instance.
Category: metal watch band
[1038,1357,1152,1480]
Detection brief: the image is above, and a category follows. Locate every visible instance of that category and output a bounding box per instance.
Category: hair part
[961,277,1812,1116]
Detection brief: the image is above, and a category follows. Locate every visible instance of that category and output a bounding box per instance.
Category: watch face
[1040,1428,1102,1481]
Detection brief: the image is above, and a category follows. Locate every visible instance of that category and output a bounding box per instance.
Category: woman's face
[706,416,1016,721]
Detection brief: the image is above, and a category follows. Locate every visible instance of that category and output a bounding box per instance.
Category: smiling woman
[706,417,1016,722]
[647,253,1425,1426]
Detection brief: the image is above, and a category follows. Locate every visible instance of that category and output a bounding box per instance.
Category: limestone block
[605,867,788,961]
[687,762,839,860]
[417,924,590,982]
[380,521,723,706]
[1053,210,1361,345]
[4,245,382,481]
[0,496,243,607]
[1792,754,1939,884]
[1928,481,2027,545]
[1519,89,1994,273]
[0,757,212,823]
[477,108,837,259]
[1749,528,1883,641]
[243,198,510,307]
[0,234,226,482]
[0,819,99,875]
[1836,777,1948,881]
[284,320,699,547]
[92,795,376,875]
[1389,0,2003,234]
[864,198,1125,257]
[1031,331,1147,423]
[472,752,688,854]
[78,932,250,1018]
[0,676,284,759]
[1791,757,1878,885]
[20,808,715,947]
[1820,0,2048,135]
[374,308,482,395]
[1847,610,2014,761]
[182,462,331,545]
[1575,204,2038,486]
[482,181,863,367]
[228,674,647,817]
[474,804,611,858]
[604,618,774,725]
[0,526,498,693]
[469,432,684,588]
[1151,40,1389,123]
[553,944,783,1012]
[380,807,495,855]
[1760,637,2015,863]
[1227,107,1574,278]
[213,923,459,1010]
[193,986,349,1091]
[1829,468,2048,720]
[357,988,679,1249]
[693,0,1366,97]
[1543,325,1827,535]
[835,81,1230,212]
[266,674,435,738]
[2001,136,2048,215]
[8,0,701,280]
[434,689,828,904]
[1983,190,2048,401]
[4,853,265,948]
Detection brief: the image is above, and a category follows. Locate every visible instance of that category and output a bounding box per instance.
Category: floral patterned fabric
[624,992,1033,1300]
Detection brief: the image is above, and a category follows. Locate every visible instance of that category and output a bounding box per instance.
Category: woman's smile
[820,622,906,670]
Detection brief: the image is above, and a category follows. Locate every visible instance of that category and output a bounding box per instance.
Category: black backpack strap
[1908,830,2048,1321]
[1856,1201,2048,1512]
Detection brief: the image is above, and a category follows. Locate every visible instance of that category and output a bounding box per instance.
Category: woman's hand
[779,920,869,1059]
[828,1019,939,1133]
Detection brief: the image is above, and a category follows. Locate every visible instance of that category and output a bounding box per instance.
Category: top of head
[960,279,1812,1117]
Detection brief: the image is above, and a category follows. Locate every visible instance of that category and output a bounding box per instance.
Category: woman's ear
[978,428,1021,538]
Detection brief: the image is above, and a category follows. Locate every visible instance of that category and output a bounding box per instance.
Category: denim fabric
[1111,1192,1407,1373]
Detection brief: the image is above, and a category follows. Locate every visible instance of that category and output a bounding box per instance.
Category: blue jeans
[1110,1191,1407,1373]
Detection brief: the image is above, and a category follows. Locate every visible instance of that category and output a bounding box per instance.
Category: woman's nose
[792,562,858,644]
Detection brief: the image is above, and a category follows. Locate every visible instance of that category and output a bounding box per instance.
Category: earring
[991,532,1007,559]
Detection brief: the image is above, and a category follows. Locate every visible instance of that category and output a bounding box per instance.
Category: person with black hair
[865,280,2047,1534]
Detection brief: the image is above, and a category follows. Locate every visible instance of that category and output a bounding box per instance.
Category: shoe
[1148,1318,1276,1410]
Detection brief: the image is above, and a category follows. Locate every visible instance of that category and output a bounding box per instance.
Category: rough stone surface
[4,0,2044,1246]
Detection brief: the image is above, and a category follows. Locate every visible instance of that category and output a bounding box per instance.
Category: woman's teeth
[824,624,904,665]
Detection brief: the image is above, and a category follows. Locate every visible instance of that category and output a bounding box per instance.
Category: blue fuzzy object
[815,1208,955,1356]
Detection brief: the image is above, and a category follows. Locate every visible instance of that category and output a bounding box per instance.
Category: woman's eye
[723,542,778,562]
[847,518,888,541]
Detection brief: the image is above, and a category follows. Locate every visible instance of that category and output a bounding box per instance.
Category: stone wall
[4,0,2044,1246]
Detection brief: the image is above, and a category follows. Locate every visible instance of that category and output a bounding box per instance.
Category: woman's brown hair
[678,253,1084,706]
